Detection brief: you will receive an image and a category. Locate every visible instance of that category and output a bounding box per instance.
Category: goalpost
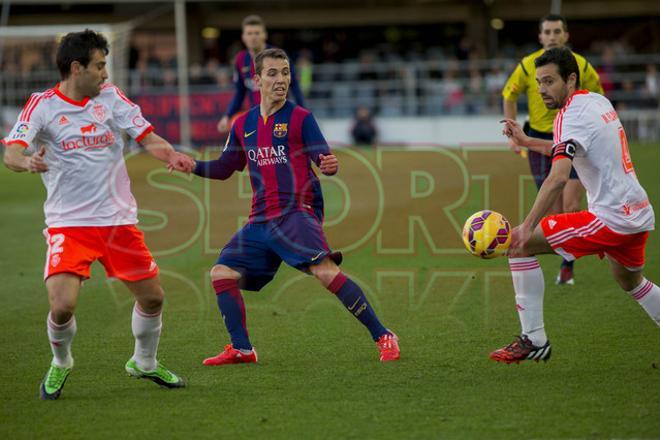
[0,1,190,146]
[0,23,134,137]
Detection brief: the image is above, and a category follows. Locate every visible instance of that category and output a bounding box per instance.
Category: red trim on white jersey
[111,85,137,107]
[19,94,38,121]
[19,89,55,122]
[54,84,90,107]
[4,139,29,148]
[554,90,589,143]
[135,125,154,143]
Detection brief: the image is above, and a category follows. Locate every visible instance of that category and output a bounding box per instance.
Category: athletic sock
[628,278,660,326]
[47,313,76,369]
[327,273,388,341]
[213,279,252,351]
[131,303,162,372]
[560,259,574,270]
[509,257,548,346]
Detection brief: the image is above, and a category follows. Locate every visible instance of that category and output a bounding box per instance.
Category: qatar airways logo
[61,127,116,152]
[248,145,288,166]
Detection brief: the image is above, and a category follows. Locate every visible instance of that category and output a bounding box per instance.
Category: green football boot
[40,364,72,400]
[125,359,186,389]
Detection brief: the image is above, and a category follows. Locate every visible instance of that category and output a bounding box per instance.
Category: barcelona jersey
[217,101,330,223]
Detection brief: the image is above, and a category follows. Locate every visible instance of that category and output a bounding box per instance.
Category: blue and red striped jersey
[214,101,330,223]
[225,47,306,118]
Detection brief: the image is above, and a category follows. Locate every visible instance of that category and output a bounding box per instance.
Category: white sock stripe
[545,218,601,242]
[509,258,540,270]
[632,280,654,301]
[548,221,605,246]
[47,314,75,330]
[630,279,651,294]
[510,265,541,272]
[510,261,541,267]
[509,261,541,270]
[508,257,539,263]
[134,304,162,318]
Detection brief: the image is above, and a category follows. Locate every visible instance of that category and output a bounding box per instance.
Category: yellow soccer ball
[462,210,511,259]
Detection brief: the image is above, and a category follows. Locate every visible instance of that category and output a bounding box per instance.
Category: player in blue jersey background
[195,48,400,365]
[216,15,306,134]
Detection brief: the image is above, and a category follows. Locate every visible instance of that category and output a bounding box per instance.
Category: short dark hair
[535,47,580,88]
[242,14,265,29]
[254,48,289,75]
[56,29,109,79]
[539,14,568,32]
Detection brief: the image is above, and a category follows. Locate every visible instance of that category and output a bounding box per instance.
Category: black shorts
[526,126,579,189]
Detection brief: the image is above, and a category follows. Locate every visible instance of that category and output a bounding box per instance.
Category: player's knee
[210,265,241,281]
[310,258,341,287]
[614,272,644,292]
[133,284,164,313]
[49,299,76,323]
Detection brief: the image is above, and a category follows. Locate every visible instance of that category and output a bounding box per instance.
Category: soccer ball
[462,210,511,259]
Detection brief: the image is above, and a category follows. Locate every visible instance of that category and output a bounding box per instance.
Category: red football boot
[203,344,258,366]
[376,332,400,362]
[489,335,552,364]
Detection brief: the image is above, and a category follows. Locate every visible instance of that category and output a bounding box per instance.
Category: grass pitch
[1,144,659,439]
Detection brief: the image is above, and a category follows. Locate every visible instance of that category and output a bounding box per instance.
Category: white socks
[628,278,660,326]
[509,257,548,346]
[47,313,76,369]
[131,303,162,372]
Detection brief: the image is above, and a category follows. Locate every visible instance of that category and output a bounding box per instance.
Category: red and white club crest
[92,104,106,122]
[132,115,146,128]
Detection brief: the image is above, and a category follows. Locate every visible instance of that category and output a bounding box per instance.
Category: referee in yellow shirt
[502,14,604,285]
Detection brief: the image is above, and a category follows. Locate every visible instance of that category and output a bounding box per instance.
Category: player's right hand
[507,224,532,258]
[27,147,48,173]
[217,116,229,134]
[167,151,196,174]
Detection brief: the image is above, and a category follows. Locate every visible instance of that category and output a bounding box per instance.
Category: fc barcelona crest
[92,104,106,122]
[273,123,288,138]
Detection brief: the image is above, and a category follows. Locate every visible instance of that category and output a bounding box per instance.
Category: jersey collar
[54,83,90,107]
[561,89,589,110]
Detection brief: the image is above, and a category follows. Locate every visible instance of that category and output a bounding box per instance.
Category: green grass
[1,144,659,439]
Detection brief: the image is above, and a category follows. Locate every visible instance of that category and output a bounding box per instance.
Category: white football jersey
[3,83,153,227]
[554,91,655,234]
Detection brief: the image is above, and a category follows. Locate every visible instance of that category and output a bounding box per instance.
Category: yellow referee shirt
[502,48,604,133]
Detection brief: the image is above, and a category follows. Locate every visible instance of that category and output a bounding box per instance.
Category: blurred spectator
[441,58,465,113]
[485,65,507,111]
[350,105,378,146]
[643,64,658,108]
[596,45,616,98]
[297,49,314,97]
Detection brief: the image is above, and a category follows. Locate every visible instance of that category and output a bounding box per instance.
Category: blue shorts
[217,210,342,291]
[526,127,579,189]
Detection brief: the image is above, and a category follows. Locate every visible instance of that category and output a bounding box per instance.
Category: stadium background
[1,1,659,439]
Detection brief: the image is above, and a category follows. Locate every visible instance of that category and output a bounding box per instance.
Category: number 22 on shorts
[47,233,65,267]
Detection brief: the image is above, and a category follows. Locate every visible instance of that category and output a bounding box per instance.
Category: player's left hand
[319,154,338,175]
[507,224,532,257]
[500,119,528,154]
[167,151,196,174]
[27,147,49,173]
